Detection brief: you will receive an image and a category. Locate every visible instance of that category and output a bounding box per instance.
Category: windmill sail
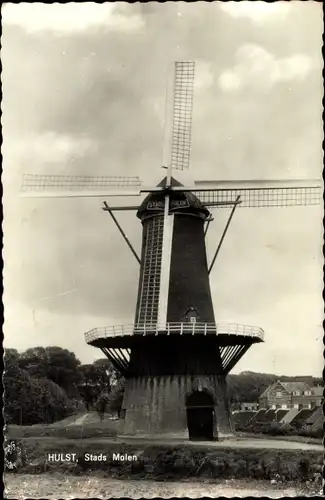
[157,200,174,327]
[170,61,195,172]
[195,186,321,208]
[171,179,321,208]
[21,174,143,197]
[155,61,196,326]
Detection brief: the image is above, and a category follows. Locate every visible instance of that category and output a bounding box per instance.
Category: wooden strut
[103,201,141,265]
[204,217,214,237]
[208,196,241,275]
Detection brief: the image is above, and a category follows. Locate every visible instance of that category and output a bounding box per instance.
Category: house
[239,402,259,411]
[259,380,323,410]
[303,406,323,433]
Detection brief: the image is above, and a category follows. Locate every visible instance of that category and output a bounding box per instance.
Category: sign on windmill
[21,61,322,441]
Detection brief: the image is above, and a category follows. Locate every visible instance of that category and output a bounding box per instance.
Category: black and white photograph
[2,2,323,498]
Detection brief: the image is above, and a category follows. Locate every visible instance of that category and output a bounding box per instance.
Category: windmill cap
[137,176,210,219]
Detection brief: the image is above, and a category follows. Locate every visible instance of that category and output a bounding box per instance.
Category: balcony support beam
[103,201,141,264]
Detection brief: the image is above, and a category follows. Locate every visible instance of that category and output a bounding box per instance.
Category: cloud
[2,3,144,33]
[3,300,111,363]
[219,44,313,92]
[194,60,214,91]
[220,1,290,24]
[11,132,95,165]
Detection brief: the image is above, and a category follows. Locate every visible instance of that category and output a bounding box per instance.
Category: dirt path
[4,474,303,498]
[67,414,89,427]
[78,435,324,451]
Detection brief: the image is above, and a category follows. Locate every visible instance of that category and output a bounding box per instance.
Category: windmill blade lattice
[170,61,195,171]
[189,183,322,208]
[21,174,143,197]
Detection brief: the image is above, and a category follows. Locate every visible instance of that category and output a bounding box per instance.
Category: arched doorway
[186,390,214,441]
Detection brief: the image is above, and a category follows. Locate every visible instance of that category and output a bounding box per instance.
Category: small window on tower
[183,306,199,323]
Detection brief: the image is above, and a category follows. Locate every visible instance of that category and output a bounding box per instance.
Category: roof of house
[311,386,323,397]
[259,380,312,398]
[304,406,323,425]
[233,411,256,427]
[281,382,311,393]
[275,409,289,421]
[247,409,267,424]
[280,407,300,424]
[259,384,275,399]
[290,409,314,427]
[310,415,324,432]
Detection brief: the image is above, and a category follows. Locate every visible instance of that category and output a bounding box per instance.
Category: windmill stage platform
[85,322,264,375]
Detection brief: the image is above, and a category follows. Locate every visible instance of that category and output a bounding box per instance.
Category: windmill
[22,61,321,440]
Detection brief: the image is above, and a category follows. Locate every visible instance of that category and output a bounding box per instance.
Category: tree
[18,346,81,397]
[4,348,20,365]
[45,346,81,396]
[37,377,74,423]
[4,367,33,425]
[77,358,121,410]
[4,368,74,425]
[78,364,102,410]
[4,348,21,379]
[106,378,125,415]
[18,347,50,378]
[92,358,121,389]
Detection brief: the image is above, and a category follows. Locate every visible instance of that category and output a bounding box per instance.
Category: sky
[2,2,323,376]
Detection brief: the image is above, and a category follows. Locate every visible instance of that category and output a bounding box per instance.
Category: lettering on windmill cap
[146,199,190,210]
[170,199,190,209]
[147,201,164,210]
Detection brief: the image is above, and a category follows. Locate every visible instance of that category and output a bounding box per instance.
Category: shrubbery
[95,379,125,417]
[242,420,323,440]
[4,347,122,425]
[246,422,295,436]
[298,427,323,439]
[4,438,29,471]
[4,370,74,425]
[4,367,34,425]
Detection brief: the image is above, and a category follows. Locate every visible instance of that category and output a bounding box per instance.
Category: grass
[6,412,119,439]
[5,415,323,492]
[5,434,323,484]
[238,431,322,446]
[4,432,323,482]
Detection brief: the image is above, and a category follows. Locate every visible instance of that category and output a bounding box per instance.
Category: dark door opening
[186,390,214,441]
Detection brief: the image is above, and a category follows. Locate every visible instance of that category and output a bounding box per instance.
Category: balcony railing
[85,322,264,344]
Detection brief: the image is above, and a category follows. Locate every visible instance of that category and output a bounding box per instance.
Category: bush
[265,422,294,436]
[95,393,109,421]
[37,378,75,423]
[4,368,38,425]
[245,422,294,436]
[107,380,125,415]
[4,370,74,425]
[298,427,323,439]
[4,438,29,471]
